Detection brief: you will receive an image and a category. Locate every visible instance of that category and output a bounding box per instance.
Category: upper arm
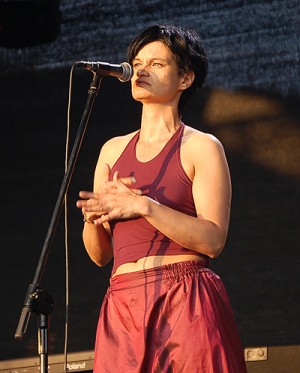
[92,138,120,233]
[93,132,138,192]
[94,138,118,192]
[191,133,232,233]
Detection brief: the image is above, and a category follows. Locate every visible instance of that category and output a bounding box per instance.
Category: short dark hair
[127,24,208,116]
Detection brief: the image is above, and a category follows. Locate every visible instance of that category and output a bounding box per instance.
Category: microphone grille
[119,62,133,82]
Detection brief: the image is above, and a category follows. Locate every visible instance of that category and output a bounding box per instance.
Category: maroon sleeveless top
[109,124,204,273]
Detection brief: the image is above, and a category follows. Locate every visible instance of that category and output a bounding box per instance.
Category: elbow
[207,222,228,258]
[199,229,227,259]
[207,245,224,259]
[90,255,112,268]
[88,251,113,267]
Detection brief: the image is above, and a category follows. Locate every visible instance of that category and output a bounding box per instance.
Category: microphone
[75,61,133,82]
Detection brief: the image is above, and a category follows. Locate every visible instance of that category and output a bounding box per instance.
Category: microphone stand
[15,71,102,373]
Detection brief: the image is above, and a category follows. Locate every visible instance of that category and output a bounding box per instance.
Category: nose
[136,68,149,77]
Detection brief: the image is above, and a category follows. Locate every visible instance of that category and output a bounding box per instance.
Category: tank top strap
[155,122,185,162]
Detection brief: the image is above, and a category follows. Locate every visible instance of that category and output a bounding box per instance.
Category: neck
[139,104,181,142]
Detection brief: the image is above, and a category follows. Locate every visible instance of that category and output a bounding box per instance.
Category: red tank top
[109,124,203,273]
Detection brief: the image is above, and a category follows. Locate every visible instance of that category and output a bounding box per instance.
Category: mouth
[135,79,150,87]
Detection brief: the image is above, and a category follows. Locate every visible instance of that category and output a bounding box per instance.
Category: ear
[179,70,195,90]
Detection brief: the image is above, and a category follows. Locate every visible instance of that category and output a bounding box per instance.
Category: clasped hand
[76,166,143,225]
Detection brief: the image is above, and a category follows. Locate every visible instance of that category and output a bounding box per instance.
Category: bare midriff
[112,254,207,277]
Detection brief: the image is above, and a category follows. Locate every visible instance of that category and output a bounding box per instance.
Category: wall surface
[0,0,299,363]
[1,0,299,95]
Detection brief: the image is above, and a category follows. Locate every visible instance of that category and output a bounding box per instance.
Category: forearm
[82,222,113,266]
[141,197,228,258]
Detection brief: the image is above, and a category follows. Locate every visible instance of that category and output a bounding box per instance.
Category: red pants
[94,261,247,372]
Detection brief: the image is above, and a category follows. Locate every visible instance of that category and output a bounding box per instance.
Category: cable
[63,64,75,373]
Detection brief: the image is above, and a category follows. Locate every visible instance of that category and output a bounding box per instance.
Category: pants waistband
[109,260,209,291]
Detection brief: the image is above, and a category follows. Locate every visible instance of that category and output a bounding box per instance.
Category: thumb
[103,163,111,182]
[113,170,120,182]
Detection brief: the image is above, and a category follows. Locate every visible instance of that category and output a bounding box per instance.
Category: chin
[132,92,152,102]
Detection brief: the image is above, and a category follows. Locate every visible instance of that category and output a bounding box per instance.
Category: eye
[152,62,163,67]
[133,62,142,68]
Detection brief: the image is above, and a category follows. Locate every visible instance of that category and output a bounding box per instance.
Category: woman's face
[131,41,185,106]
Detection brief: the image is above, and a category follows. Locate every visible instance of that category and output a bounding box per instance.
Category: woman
[77,24,247,372]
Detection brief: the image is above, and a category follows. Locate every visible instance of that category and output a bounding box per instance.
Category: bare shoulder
[98,130,139,167]
[182,125,225,158]
[180,125,228,181]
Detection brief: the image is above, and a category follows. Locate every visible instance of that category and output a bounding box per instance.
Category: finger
[76,200,99,210]
[79,190,95,199]
[112,170,136,186]
[131,188,143,195]
[120,176,137,186]
[76,200,85,208]
[95,212,113,224]
[76,195,94,208]
[82,206,107,215]
[93,214,108,225]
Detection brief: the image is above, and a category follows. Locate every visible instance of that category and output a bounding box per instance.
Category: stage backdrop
[0,0,299,362]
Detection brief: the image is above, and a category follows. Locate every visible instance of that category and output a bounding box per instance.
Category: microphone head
[119,62,133,82]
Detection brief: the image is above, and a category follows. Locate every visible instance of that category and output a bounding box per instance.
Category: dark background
[0,0,299,363]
